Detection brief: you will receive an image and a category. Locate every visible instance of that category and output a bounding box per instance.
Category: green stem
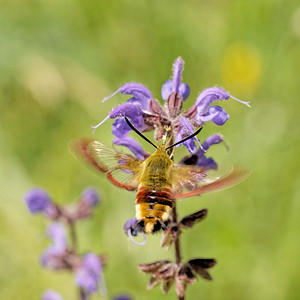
[69,222,85,300]
[172,204,185,300]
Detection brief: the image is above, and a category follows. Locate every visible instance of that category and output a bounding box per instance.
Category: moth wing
[70,138,144,191]
[171,165,249,199]
[171,164,207,194]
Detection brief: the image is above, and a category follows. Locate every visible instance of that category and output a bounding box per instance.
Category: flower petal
[172,57,184,93]
[109,103,144,119]
[112,118,131,138]
[123,218,138,237]
[113,137,146,160]
[195,87,230,115]
[195,87,250,116]
[112,295,133,300]
[195,134,223,158]
[178,83,190,100]
[75,253,104,294]
[42,290,64,300]
[46,223,67,253]
[75,268,98,293]
[202,134,223,151]
[81,188,100,207]
[110,103,146,138]
[24,188,51,214]
[103,83,152,110]
[40,245,65,269]
[161,79,173,101]
[82,253,102,274]
[174,117,200,153]
[161,57,190,101]
[197,156,218,170]
[196,106,229,126]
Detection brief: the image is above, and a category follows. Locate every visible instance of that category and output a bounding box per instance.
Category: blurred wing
[70,138,144,191]
[172,166,249,199]
[171,164,207,194]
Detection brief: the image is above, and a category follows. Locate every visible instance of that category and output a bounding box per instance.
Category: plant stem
[172,204,181,265]
[172,203,185,300]
[69,222,85,300]
[70,222,78,253]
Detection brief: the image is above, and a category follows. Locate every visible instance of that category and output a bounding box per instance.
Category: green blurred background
[1,0,300,299]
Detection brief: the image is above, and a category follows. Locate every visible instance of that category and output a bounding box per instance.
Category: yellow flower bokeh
[221,43,262,95]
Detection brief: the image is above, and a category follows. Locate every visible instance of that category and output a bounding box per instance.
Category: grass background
[1,0,300,299]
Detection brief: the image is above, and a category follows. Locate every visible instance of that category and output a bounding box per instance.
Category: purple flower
[123,218,138,237]
[112,295,132,300]
[75,253,105,295]
[123,218,147,246]
[174,117,199,153]
[81,188,100,207]
[92,57,250,154]
[103,82,152,109]
[113,137,147,160]
[42,290,64,300]
[46,223,67,253]
[40,223,68,269]
[180,134,225,170]
[92,83,152,134]
[161,57,190,101]
[24,188,52,214]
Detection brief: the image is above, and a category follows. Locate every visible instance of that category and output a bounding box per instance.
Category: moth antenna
[125,117,157,149]
[166,127,203,150]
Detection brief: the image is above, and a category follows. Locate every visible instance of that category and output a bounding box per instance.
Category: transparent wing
[171,164,207,194]
[171,165,249,199]
[70,138,144,191]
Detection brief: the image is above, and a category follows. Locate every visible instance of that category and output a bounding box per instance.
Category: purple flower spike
[24,188,52,214]
[113,137,146,160]
[103,82,152,110]
[81,188,100,207]
[42,290,64,300]
[75,253,105,295]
